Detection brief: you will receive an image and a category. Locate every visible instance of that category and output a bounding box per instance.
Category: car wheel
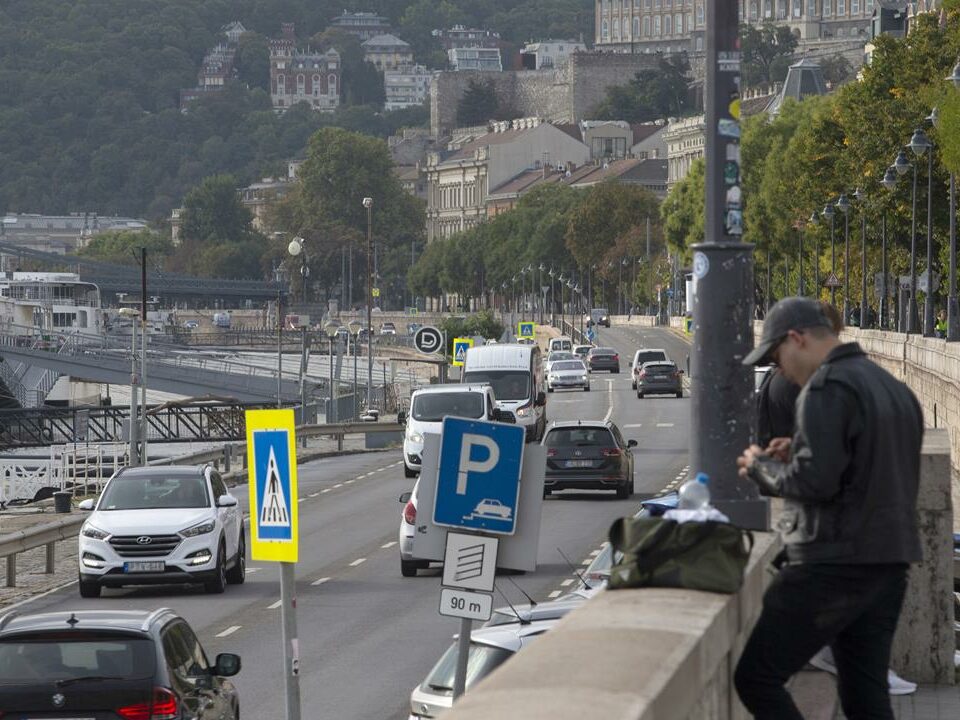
[616,484,631,500]
[547,386,554,393]
[226,529,246,585]
[400,558,419,577]
[631,381,636,389]
[78,576,101,598]
[403,464,417,478]
[637,391,644,399]
[613,369,619,374]
[205,542,227,594]
[583,384,590,392]
[676,391,683,398]
[543,487,551,498]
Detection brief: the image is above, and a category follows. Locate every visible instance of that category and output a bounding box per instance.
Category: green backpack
[607,516,754,594]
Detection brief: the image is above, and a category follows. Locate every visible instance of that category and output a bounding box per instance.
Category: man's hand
[737,444,766,478]
[765,437,792,462]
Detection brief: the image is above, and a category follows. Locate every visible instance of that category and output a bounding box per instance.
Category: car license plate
[124,561,164,573]
[565,460,592,468]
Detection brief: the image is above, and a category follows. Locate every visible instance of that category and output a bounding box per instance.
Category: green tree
[660,159,705,256]
[234,32,271,92]
[818,53,854,88]
[78,229,172,265]
[565,182,662,269]
[179,174,257,246]
[457,79,499,127]
[593,56,691,122]
[314,29,385,107]
[740,23,799,87]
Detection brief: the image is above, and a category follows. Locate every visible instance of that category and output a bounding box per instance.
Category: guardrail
[0,421,403,589]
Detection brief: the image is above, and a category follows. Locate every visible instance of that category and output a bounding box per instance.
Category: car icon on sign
[470,499,512,520]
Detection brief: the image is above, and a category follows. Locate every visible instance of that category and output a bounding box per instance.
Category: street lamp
[881,166,898,328]
[794,218,806,296]
[362,197,374,412]
[118,308,143,465]
[853,188,869,327]
[908,126,935,335]
[823,201,837,307]
[808,210,819,297]
[904,127,932,333]
[323,322,338,423]
[836,193,851,323]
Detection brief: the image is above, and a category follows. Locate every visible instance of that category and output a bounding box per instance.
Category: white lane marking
[321,488,331,493]
[623,423,643,428]
[376,467,387,472]
[216,626,241,638]
[548,590,563,599]
[267,599,282,609]
[604,380,615,423]
[344,479,354,484]
[349,558,366,567]
[362,473,373,477]
[312,577,331,586]
[298,498,305,503]
[333,483,343,489]
[589,549,601,556]
[560,579,575,587]
[581,558,593,566]
[309,492,319,498]
[381,541,397,549]
[656,423,675,428]
[246,567,261,574]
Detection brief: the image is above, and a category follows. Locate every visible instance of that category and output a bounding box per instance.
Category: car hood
[90,508,212,535]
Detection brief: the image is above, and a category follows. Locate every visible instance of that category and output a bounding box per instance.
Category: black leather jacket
[748,343,923,565]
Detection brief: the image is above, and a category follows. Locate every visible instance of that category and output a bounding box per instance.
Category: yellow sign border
[452,337,474,366]
[245,408,299,563]
[517,321,536,338]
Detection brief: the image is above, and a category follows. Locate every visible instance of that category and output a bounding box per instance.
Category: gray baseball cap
[743,297,833,366]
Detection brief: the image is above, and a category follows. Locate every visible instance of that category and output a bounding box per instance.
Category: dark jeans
[734,562,907,720]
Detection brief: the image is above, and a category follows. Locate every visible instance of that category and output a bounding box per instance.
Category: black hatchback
[0,608,241,719]
[542,421,636,499]
[586,347,620,373]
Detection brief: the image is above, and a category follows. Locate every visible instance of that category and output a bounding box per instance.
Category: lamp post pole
[860,199,869,328]
[909,139,921,333]
[139,247,148,463]
[924,143,935,336]
[797,222,805,296]
[836,193,850,323]
[363,198,374,412]
[825,202,837,307]
[129,316,139,466]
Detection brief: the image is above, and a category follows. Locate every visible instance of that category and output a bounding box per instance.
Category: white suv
[77,465,245,598]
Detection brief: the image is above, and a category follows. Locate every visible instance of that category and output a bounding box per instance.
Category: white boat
[0,271,104,337]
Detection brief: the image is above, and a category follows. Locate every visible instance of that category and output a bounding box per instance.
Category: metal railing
[0,420,403,588]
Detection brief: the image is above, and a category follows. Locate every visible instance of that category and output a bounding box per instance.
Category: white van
[462,344,546,441]
[401,385,500,478]
[548,336,573,353]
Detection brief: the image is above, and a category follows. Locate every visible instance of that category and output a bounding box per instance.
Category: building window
[633,17,640,36]
[823,0,831,14]
[750,1,759,19]
[695,35,703,50]
[655,0,661,7]
[328,74,337,95]
[655,15,662,34]
[793,0,801,16]
[601,20,609,40]
[675,13,683,33]
[807,0,817,16]
[313,74,321,96]
[624,18,630,37]
[851,0,859,12]
[837,0,845,13]
[687,12,693,30]
[644,0,651,7]
[277,74,285,95]
[866,0,873,10]
[665,14,671,34]
[697,3,705,25]
[764,0,772,18]
[643,16,651,35]
[613,20,619,39]
[297,74,305,95]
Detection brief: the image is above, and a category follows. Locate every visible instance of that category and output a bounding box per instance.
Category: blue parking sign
[434,417,525,535]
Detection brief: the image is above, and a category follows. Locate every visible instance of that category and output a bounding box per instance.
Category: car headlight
[180,521,215,538]
[515,405,531,417]
[81,524,109,540]
[580,375,588,382]
[406,429,423,443]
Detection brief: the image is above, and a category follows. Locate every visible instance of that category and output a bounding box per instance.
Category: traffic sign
[414,325,443,354]
[245,409,299,563]
[442,532,499,592]
[585,326,596,342]
[517,321,536,339]
[434,417,524,535]
[825,273,841,288]
[666,288,674,298]
[439,588,493,622]
[452,337,473,367]
[900,271,941,294]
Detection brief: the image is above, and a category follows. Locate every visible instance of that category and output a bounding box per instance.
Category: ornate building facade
[269,24,341,113]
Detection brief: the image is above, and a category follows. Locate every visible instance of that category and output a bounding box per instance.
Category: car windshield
[462,371,530,401]
[634,351,667,366]
[0,635,157,684]
[98,474,210,510]
[553,361,585,371]
[421,642,513,695]
[412,392,485,422]
[544,427,615,447]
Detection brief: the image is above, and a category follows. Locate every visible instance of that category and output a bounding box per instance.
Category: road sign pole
[453,617,472,699]
[279,561,301,720]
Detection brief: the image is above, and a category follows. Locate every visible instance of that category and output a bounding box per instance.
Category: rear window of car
[544,427,616,447]
[634,350,667,366]
[643,363,676,372]
[553,361,585,371]
[589,348,615,355]
[0,634,157,683]
[412,392,485,422]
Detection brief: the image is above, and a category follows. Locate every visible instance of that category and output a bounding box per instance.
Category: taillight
[601,448,621,457]
[673,371,681,379]
[547,448,557,457]
[638,370,647,379]
[612,354,619,361]
[117,687,178,720]
[403,500,417,525]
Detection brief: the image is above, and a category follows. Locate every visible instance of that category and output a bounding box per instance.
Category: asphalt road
[13,326,691,720]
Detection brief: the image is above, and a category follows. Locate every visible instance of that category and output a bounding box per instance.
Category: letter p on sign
[457,433,499,495]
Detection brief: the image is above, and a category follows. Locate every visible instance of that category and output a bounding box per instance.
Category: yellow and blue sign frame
[517,321,535,339]
[246,408,299,563]
[452,337,474,367]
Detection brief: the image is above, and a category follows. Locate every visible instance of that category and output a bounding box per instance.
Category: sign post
[246,409,301,720]
[433,417,524,699]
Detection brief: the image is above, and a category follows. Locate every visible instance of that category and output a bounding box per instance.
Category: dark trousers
[734,562,907,720]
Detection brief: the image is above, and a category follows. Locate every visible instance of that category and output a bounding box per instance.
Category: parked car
[398,479,425,577]
[547,359,590,392]
[543,350,575,375]
[636,361,684,398]
[0,608,241,718]
[483,597,585,627]
[630,348,669,389]
[586,346,620,373]
[589,308,611,327]
[183,320,199,330]
[408,619,557,719]
[547,336,573,353]
[542,420,636,499]
[515,336,536,345]
[380,322,397,335]
[77,465,245,597]
[572,344,593,361]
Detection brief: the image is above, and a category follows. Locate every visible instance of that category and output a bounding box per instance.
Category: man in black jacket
[735,297,923,720]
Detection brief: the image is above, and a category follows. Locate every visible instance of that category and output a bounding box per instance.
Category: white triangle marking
[260,446,290,527]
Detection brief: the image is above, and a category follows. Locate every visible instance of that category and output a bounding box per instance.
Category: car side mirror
[536,391,546,406]
[627,439,638,448]
[213,653,241,677]
[217,494,238,507]
[399,491,412,504]
[78,498,95,511]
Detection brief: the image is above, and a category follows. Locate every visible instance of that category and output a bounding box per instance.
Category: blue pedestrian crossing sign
[517,321,536,339]
[434,417,525,535]
[245,409,299,563]
[585,326,596,342]
[452,337,473,367]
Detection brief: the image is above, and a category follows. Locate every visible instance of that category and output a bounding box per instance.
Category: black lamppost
[823,201,837,307]
[795,219,805,295]
[836,192,851,323]
[808,210,820,297]
[892,149,913,330]
[881,166,899,329]
[908,126,935,336]
[945,63,960,340]
[854,187,869,327]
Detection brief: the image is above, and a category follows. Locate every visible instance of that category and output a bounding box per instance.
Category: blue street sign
[245,409,299,562]
[585,327,596,342]
[434,417,525,535]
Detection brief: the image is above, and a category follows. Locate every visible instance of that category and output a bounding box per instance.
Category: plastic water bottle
[678,472,711,510]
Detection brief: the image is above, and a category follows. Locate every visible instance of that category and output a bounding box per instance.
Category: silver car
[547,359,590,392]
[408,619,558,719]
[398,479,427,577]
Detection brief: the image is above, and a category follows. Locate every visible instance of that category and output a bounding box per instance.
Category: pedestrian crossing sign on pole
[452,337,473,367]
[246,408,299,563]
[517,321,535,339]
[825,273,842,288]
